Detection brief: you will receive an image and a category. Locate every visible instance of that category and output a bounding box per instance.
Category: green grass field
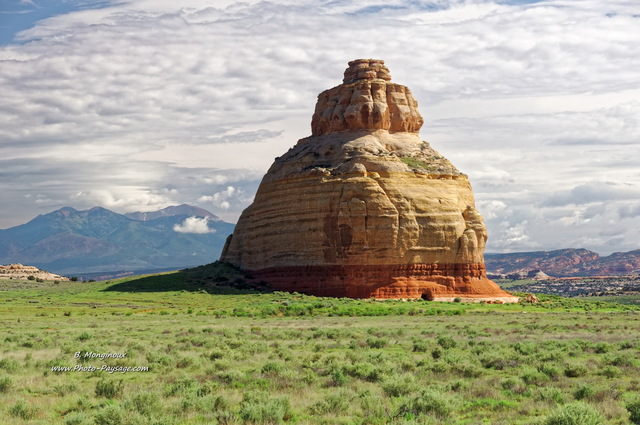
[1,263,639,424]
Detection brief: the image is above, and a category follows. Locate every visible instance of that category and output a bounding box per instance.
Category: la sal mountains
[0,205,234,275]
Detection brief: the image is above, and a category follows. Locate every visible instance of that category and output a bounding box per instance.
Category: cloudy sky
[1,0,639,255]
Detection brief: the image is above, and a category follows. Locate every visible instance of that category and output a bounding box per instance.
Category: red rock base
[250,263,518,301]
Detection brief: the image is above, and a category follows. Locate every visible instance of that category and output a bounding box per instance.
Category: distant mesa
[221,59,518,302]
[485,248,640,278]
[0,264,68,281]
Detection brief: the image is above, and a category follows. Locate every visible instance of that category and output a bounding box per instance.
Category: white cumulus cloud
[173,216,216,234]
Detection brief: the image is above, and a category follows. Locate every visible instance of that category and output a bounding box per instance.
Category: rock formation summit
[221,59,517,302]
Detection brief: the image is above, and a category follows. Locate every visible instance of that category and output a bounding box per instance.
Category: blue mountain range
[0,205,234,276]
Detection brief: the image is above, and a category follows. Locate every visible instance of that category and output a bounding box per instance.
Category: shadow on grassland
[102,261,271,295]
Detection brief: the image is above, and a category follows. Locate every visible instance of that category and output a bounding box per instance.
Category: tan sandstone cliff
[221,59,517,302]
[0,264,69,281]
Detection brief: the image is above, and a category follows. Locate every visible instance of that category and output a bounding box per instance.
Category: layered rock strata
[221,59,517,302]
[0,264,69,281]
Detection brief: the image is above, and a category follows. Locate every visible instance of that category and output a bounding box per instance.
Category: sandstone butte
[221,59,518,302]
[0,264,69,281]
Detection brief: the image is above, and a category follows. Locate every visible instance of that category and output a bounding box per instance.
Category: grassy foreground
[1,263,639,424]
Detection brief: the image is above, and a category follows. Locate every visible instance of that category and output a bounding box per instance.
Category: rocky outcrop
[525,293,540,303]
[0,264,68,281]
[500,269,553,280]
[221,59,517,302]
[528,270,551,280]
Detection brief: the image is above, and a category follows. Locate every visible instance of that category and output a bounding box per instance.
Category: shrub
[0,375,12,393]
[627,399,640,425]
[428,361,450,374]
[564,364,588,378]
[76,332,92,341]
[146,351,172,366]
[0,357,19,372]
[520,368,549,386]
[54,382,78,396]
[175,356,194,368]
[538,364,560,379]
[413,340,429,352]
[217,369,245,385]
[382,374,416,397]
[216,409,238,425]
[310,390,350,414]
[536,387,566,405]
[95,378,124,398]
[238,391,292,424]
[512,341,536,356]
[262,362,284,374]
[124,391,161,416]
[620,340,635,350]
[359,391,387,422]
[346,362,381,382]
[454,361,483,378]
[202,394,228,411]
[593,342,610,354]
[599,365,621,378]
[573,384,595,401]
[209,350,224,360]
[400,388,459,420]
[501,377,526,394]
[437,335,456,349]
[366,337,388,349]
[544,402,605,425]
[480,355,516,370]
[330,369,348,387]
[9,399,38,420]
[196,381,218,397]
[604,353,635,367]
[94,405,125,425]
[448,380,469,392]
[165,377,198,396]
[64,411,91,425]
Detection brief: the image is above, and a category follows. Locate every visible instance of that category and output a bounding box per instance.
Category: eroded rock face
[221,59,517,302]
[0,264,69,281]
[312,60,423,135]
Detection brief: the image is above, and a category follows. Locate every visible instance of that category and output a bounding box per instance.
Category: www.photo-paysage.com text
[51,365,149,374]
[49,351,149,374]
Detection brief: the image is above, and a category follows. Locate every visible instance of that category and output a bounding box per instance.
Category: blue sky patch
[0,0,111,45]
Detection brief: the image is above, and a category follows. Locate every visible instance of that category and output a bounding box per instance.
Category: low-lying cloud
[173,217,216,234]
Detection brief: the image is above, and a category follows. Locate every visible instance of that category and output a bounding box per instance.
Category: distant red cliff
[486,248,640,277]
